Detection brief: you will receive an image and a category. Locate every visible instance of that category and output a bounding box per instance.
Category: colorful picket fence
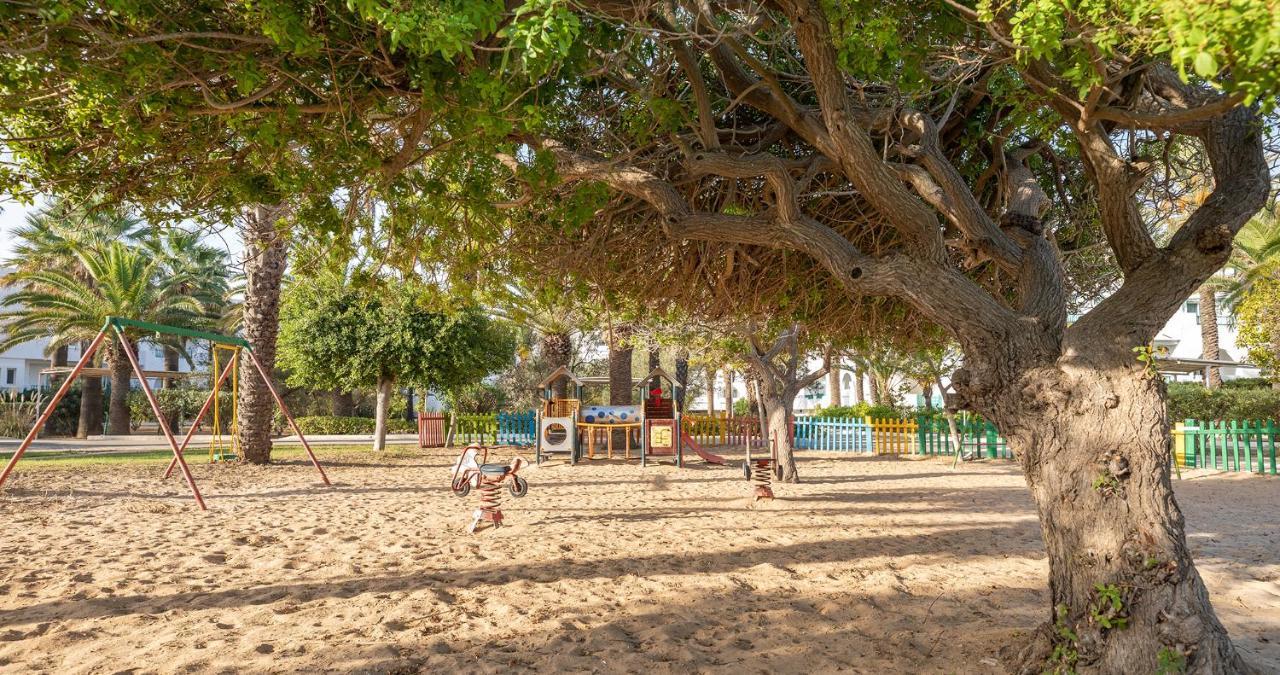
[915,416,1011,460]
[681,414,765,447]
[793,416,873,452]
[1175,419,1279,474]
[497,411,537,445]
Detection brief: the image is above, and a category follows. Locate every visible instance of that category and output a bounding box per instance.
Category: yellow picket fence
[870,417,918,455]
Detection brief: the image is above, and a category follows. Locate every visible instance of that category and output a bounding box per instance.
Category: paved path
[0,434,421,454]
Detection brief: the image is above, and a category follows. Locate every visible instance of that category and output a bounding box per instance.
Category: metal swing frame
[0,317,330,511]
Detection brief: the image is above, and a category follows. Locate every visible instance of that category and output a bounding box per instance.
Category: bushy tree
[277,275,514,449]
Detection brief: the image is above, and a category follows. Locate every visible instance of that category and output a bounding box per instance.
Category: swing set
[0,317,330,511]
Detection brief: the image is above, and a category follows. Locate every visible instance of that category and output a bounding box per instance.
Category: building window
[153,345,166,359]
[1185,301,1198,314]
[4,368,15,385]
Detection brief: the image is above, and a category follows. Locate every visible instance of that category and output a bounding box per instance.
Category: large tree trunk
[373,375,393,451]
[869,375,881,405]
[403,387,416,422]
[828,368,842,407]
[106,341,131,435]
[648,346,660,372]
[542,331,573,398]
[998,360,1245,674]
[53,345,68,368]
[674,349,689,410]
[1198,286,1222,388]
[78,375,103,438]
[331,389,354,416]
[762,395,797,482]
[237,204,289,464]
[853,367,865,403]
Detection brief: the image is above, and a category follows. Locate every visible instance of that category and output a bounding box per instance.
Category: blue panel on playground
[581,405,641,424]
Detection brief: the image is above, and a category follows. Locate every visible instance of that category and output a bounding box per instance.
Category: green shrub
[812,402,901,419]
[1166,383,1280,421]
[1221,377,1273,390]
[732,399,752,416]
[293,416,415,435]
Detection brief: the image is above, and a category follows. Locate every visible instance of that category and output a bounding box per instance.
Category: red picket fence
[418,413,446,448]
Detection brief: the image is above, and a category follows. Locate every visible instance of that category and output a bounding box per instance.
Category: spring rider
[451,445,530,533]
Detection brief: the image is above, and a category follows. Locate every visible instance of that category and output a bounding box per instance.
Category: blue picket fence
[497,411,537,445]
[794,416,874,452]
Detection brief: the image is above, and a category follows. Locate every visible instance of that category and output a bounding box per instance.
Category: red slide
[680,431,726,465]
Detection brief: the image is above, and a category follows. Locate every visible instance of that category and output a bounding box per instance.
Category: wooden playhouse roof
[536,365,584,388]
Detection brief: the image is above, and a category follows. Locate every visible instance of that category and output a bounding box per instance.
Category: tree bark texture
[373,375,392,451]
[648,346,660,372]
[674,349,689,410]
[236,204,289,464]
[78,375,103,438]
[542,331,573,398]
[163,345,180,389]
[106,340,131,435]
[854,368,864,403]
[1198,287,1222,388]
[608,323,633,406]
[828,368,841,407]
[994,359,1248,675]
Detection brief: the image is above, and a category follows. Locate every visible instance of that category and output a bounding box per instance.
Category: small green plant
[1092,471,1120,497]
[1046,604,1080,674]
[1090,583,1129,630]
[1156,646,1187,674]
[1133,345,1160,377]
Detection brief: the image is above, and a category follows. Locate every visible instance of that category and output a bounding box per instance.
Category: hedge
[292,416,416,435]
[813,403,901,420]
[1166,383,1280,421]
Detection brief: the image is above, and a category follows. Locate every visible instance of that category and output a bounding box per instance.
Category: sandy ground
[0,448,1276,674]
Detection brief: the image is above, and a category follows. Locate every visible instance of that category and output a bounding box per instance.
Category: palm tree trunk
[608,324,633,447]
[107,341,132,435]
[869,375,881,405]
[163,345,180,389]
[78,375,103,438]
[674,349,689,410]
[648,346,660,372]
[1198,286,1223,388]
[828,368,842,407]
[237,204,289,464]
[853,367,865,403]
[542,332,572,398]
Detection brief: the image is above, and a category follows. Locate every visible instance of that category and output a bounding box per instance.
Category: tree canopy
[277,274,514,395]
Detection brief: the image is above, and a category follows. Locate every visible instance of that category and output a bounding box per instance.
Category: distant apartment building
[0,267,201,391]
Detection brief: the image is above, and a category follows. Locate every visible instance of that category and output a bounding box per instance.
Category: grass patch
[0,443,424,471]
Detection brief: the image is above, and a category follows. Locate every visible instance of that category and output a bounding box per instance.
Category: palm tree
[1196,206,1280,387]
[0,242,204,434]
[487,282,589,398]
[2,202,144,436]
[139,229,232,384]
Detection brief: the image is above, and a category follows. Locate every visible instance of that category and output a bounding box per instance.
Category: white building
[691,292,1256,414]
[0,268,201,391]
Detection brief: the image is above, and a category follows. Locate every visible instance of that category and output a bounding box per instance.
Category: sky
[0,196,242,264]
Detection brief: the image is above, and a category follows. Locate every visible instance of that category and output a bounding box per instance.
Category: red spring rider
[451,445,529,533]
[742,431,783,500]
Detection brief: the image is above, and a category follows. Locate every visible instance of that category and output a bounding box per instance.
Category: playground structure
[450,445,529,533]
[0,317,330,510]
[534,366,718,466]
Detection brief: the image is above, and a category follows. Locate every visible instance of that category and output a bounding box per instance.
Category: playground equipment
[207,344,240,462]
[743,431,784,500]
[535,366,709,466]
[450,445,529,533]
[0,317,330,511]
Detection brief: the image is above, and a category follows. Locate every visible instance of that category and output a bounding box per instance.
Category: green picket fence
[915,416,1011,460]
[1177,419,1279,474]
